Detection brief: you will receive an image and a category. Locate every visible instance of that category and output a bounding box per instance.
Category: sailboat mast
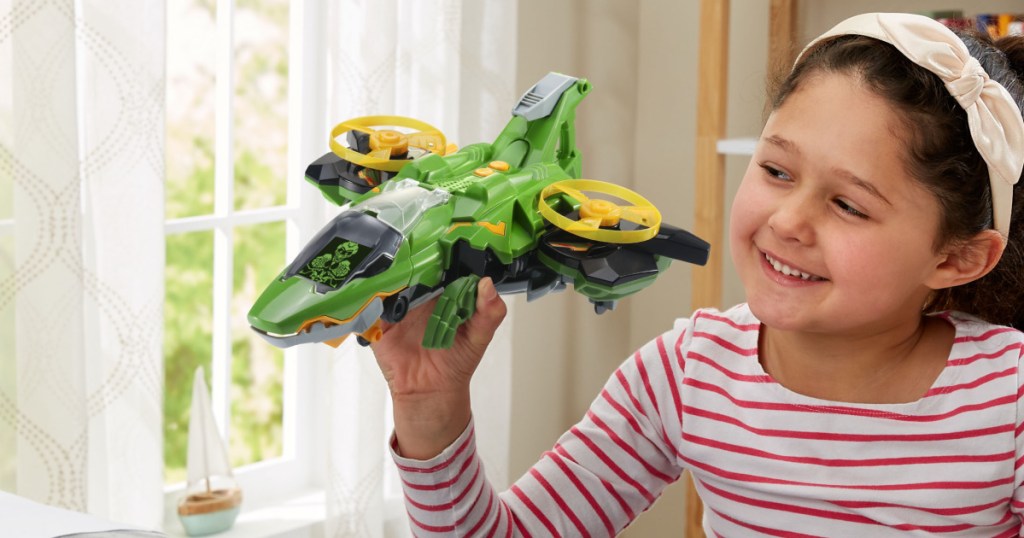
[200,367,211,493]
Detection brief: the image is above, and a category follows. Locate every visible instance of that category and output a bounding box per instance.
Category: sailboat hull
[178,487,243,536]
[179,507,241,536]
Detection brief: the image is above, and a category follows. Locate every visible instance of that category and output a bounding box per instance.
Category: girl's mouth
[763,252,826,282]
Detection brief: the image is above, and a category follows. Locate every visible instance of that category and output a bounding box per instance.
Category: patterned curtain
[322,1,518,536]
[0,0,165,528]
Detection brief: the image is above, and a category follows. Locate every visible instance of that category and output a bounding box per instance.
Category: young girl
[372,12,1024,536]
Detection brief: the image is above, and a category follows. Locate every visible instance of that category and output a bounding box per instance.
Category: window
[163,0,329,512]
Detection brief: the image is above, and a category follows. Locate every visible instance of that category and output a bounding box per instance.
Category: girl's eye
[834,198,868,219]
[760,164,791,181]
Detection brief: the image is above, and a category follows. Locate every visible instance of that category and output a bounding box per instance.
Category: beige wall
[508,1,1023,536]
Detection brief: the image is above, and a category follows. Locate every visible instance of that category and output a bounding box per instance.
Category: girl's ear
[926,229,1006,290]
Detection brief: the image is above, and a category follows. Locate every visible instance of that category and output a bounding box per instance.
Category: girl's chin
[746,297,819,331]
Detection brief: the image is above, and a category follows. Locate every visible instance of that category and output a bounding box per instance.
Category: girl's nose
[768,193,815,244]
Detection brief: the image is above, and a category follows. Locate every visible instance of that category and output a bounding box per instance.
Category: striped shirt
[393,304,1024,536]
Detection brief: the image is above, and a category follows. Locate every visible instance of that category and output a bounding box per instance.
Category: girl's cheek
[729,184,760,254]
[731,176,764,228]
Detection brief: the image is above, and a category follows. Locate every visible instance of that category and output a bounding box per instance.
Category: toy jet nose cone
[247,275,322,335]
[247,270,388,349]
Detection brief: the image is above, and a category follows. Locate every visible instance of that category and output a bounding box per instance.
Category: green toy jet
[248,73,709,349]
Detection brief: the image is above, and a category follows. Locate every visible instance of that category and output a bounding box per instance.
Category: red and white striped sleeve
[1010,337,1024,531]
[392,422,512,536]
[391,319,692,537]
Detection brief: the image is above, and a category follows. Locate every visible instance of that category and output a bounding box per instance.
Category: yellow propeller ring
[329,115,447,173]
[538,179,662,244]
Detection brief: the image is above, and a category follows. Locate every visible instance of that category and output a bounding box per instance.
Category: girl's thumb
[465,277,507,348]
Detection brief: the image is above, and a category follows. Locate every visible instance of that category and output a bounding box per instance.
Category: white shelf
[163,490,326,538]
[716,137,757,155]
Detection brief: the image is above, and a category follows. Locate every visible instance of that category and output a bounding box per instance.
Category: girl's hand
[371,276,507,459]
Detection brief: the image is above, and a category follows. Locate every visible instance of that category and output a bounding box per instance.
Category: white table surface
[0,490,164,538]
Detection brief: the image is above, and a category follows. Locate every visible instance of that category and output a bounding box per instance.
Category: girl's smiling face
[730,72,951,336]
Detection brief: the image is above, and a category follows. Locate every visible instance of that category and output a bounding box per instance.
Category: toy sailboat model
[177,366,243,536]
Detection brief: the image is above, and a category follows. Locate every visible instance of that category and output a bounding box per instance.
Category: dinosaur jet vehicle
[248,73,710,349]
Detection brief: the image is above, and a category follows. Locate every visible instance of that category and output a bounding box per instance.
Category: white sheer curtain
[0,0,165,529]
[320,1,518,536]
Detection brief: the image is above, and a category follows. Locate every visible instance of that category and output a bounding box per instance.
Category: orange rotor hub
[579,198,622,227]
[369,129,409,156]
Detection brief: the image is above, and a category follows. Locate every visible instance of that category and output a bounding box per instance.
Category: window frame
[162,0,333,518]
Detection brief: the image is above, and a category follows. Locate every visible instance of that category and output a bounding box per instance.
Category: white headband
[799,13,1024,237]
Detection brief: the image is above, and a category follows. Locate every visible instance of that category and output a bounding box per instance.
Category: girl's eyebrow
[830,167,893,207]
[763,134,799,155]
[762,134,892,207]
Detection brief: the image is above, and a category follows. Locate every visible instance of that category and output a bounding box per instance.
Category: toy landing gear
[592,300,617,315]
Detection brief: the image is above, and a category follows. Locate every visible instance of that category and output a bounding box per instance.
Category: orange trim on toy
[538,179,661,244]
[480,221,506,235]
[359,320,384,343]
[323,335,348,348]
[447,221,507,236]
[330,115,447,173]
[357,169,377,187]
[296,286,406,348]
[324,320,383,348]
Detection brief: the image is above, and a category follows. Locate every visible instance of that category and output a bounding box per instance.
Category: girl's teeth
[765,254,822,281]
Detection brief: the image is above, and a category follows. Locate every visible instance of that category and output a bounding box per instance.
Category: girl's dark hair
[769,31,1024,330]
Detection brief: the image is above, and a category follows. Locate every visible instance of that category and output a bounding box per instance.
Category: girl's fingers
[465,277,507,350]
[377,277,506,353]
